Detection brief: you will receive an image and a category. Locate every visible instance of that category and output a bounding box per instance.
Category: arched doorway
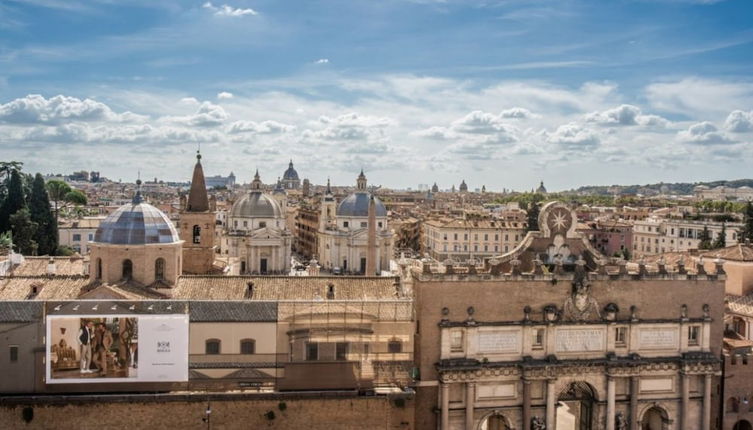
[154,258,165,281]
[557,381,596,430]
[641,406,669,430]
[479,412,511,430]
[734,420,753,430]
[122,259,133,280]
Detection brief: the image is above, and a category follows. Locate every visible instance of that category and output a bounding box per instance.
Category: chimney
[46,257,57,276]
[366,194,377,276]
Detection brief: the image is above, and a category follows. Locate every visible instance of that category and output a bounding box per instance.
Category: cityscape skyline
[1,0,752,189]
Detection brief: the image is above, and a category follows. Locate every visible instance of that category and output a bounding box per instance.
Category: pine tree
[9,208,38,255]
[29,173,58,255]
[712,223,727,249]
[744,201,753,243]
[698,225,712,250]
[526,202,540,232]
[0,169,26,233]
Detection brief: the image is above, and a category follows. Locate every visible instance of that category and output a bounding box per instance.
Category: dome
[336,192,387,217]
[231,191,283,218]
[283,160,299,181]
[94,202,179,245]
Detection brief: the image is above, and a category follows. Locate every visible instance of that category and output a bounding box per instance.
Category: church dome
[336,192,387,217]
[94,201,179,245]
[282,160,299,181]
[231,191,283,218]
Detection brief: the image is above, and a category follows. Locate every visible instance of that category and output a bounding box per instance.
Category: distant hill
[570,179,753,196]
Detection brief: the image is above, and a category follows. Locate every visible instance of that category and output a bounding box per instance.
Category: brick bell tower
[179,150,216,274]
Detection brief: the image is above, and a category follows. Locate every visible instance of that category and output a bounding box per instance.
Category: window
[336,342,348,360]
[154,258,165,281]
[450,330,464,352]
[688,326,700,346]
[615,327,627,345]
[95,258,102,280]
[243,220,248,227]
[388,339,402,353]
[192,225,201,244]
[88,233,94,241]
[306,342,319,361]
[240,339,255,354]
[72,234,81,242]
[378,222,383,228]
[533,329,544,349]
[9,345,18,362]
[234,220,238,228]
[122,259,133,279]
[361,222,367,228]
[205,339,221,355]
[259,221,266,228]
[343,221,349,228]
[454,233,458,240]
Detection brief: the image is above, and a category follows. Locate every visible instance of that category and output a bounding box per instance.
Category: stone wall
[0,394,414,430]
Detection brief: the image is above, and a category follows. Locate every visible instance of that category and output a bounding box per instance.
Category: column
[546,379,556,430]
[465,382,475,430]
[681,373,690,430]
[441,382,450,430]
[702,374,712,430]
[606,376,616,430]
[522,380,532,430]
[630,376,639,430]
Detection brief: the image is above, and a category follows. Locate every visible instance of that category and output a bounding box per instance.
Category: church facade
[409,202,724,430]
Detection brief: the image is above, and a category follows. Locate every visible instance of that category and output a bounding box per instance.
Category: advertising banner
[46,314,188,384]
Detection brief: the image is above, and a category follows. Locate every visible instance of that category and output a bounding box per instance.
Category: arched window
[240,339,255,354]
[95,258,102,280]
[155,258,166,281]
[388,339,402,354]
[193,225,201,244]
[205,339,221,355]
[122,259,133,280]
[729,397,741,413]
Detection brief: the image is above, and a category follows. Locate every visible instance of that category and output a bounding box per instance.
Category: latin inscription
[478,331,520,353]
[638,328,678,350]
[555,328,605,352]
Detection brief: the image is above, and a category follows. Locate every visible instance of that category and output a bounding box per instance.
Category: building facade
[422,217,526,262]
[179,152,216,274]
[633,218,742,256]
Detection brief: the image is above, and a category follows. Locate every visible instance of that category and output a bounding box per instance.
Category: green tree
[526,201,540,231]
[744,201,753,243]
[9,208,38,255]
[29,173,58,255]
[65,189,88,205]
[45,180,71,224]
[0,169,26,233]
[712,223,727,249]
[698,225,712,250]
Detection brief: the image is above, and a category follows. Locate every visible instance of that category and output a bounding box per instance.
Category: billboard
[46,314,188,384]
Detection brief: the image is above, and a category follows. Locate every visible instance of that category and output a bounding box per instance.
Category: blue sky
[1,0,752,191]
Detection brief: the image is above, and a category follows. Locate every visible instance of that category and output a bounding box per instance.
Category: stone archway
[477,410,513,430]
[734,420,753,430]
[640,405,670,430]
[557,381,597,430]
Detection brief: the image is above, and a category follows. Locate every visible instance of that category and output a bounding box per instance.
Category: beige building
[179,151,217,274]
[633,217,742,256]
[223,171,292,274]
[422,217,526,262]
[694,185,753,201]
[317,171,393,274]
[58,216,105,255]
[409,202,725,430]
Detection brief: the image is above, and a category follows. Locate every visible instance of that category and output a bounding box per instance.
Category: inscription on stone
[638,328,678,349]
[555,328,605,352]
[478,331,520,353]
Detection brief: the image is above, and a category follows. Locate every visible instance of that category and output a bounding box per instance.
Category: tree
[744,201,753,243]
[526,201,540,232]
[9,208,38,255]
[698,225,712,250]
[29,173,58,255]
[712,223,727,249]
[0,169,26,233]
[45,180,71,224]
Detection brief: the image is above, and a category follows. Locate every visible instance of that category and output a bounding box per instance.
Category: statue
[563,266,600,321]
[615,412,628,430]
[531,416,546,430]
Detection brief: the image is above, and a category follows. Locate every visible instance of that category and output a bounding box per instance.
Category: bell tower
[179,151,216,274]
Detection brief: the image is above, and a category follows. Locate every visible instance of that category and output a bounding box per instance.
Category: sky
[0,0,752,191]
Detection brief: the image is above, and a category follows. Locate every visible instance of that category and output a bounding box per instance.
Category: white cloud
[546,123,600,149]
[646,78,753,118]
[585,104,669,128]
[163,101,229,127]
[227,120,295,134]
[724,110,753,133]
[499,107,536,119]
[217,91,234,100]
[180,97,200,105]
[0,94,145,124]
[677,121,733,145]
[315,58,329,64]
[202,2,258,17]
